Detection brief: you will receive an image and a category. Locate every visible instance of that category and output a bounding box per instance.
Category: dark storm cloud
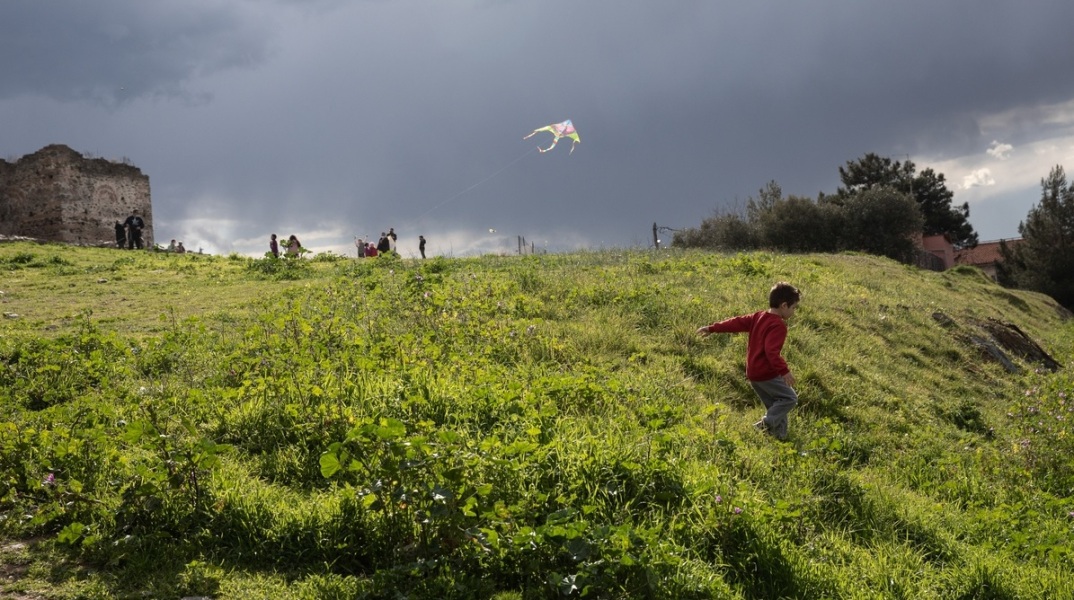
[0,1,272,104]
[5,1,1074,254]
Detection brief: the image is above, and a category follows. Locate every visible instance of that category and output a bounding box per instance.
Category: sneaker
[753,419,769,434]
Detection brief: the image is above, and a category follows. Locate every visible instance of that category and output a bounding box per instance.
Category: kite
[524,119,581,154]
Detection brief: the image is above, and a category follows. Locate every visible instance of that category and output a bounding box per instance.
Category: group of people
[354,228,427,259]
[268,234,303,257]
[355,228,396,258]
[267,228,427,259]
[112,209,194,255]
[114,209,145,249]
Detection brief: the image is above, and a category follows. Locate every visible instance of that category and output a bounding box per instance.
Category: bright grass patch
[1,241,1073,598]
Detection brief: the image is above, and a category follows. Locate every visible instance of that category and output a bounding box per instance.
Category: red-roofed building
[915,234,1022,279]
[919,234,956,270]
[955,238,1022,280]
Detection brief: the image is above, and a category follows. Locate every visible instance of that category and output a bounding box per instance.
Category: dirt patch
[932,312,1061,374]
[0,540,45,600]
[973,317,1061,371]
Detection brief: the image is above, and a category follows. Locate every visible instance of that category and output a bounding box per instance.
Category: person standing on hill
[697,282,801,440]
[114,221,126,248]
[418,235,426,259]
[286,235,302,256]
[269,233,279,258]
[123,209,145,250]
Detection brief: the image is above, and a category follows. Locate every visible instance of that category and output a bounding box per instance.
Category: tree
[838,153,978,249]
[914,168,976,245]
[746,180,784,223]
[838,188,924,263]
[996,165,1074,310]
[837,153,914,194]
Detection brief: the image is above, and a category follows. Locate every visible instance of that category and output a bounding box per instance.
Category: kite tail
[538,139,559,153]
[523,126,550,141]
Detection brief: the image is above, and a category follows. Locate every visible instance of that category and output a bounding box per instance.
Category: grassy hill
[1,241,1072,599]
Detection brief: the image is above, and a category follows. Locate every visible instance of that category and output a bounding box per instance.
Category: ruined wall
[0,144,153,246]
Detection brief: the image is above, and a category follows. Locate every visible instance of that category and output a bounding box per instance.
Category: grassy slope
[1,241,1072,599]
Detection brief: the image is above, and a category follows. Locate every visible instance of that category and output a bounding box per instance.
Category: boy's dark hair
[769,281,801,308]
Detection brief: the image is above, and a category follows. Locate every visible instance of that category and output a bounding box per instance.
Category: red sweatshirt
[704,310,789,382]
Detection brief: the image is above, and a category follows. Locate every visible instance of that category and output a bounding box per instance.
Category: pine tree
[997,165,1074,309]
[838,153,978,249]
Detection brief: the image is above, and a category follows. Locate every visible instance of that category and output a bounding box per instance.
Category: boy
[697,282,801,440]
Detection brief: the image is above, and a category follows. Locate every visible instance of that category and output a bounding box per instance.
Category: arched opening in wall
[95,185,118,204]
[0,188,22,230]
[94,185,118,215]
[92,183,120,243]
[0,187,29,236]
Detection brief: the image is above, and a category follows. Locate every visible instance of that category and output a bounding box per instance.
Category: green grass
[1,241,1073,599]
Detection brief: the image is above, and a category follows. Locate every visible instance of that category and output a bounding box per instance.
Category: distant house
[919,234,956,271]
[955,238,1022,280]
[915,234,1022,279]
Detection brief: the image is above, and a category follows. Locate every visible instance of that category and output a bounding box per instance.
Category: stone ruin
[0,144,153,247]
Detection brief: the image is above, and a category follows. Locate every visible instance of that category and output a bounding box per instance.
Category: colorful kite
[524,119,580,154]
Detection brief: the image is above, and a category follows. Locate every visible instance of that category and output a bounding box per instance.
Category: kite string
[414,146,537,221]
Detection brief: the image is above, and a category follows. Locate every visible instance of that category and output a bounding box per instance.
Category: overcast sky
[4,1,1074,257]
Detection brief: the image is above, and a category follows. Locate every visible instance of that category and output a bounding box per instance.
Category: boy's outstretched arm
[700,314,753,337]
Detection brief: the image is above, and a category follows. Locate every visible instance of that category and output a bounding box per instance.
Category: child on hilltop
[697,282,801,440]
[286,235,302,256]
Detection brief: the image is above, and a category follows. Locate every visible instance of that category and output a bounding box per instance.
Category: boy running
[697,282,801,440]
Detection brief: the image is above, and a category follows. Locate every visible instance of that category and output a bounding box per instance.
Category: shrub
[756,195,842,253]
[674,212,758,250]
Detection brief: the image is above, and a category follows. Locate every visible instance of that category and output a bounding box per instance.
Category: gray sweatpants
[751,376,798,439]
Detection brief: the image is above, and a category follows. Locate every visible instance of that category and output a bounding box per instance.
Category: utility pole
[905,154,913,197]
[653,223,679,249]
